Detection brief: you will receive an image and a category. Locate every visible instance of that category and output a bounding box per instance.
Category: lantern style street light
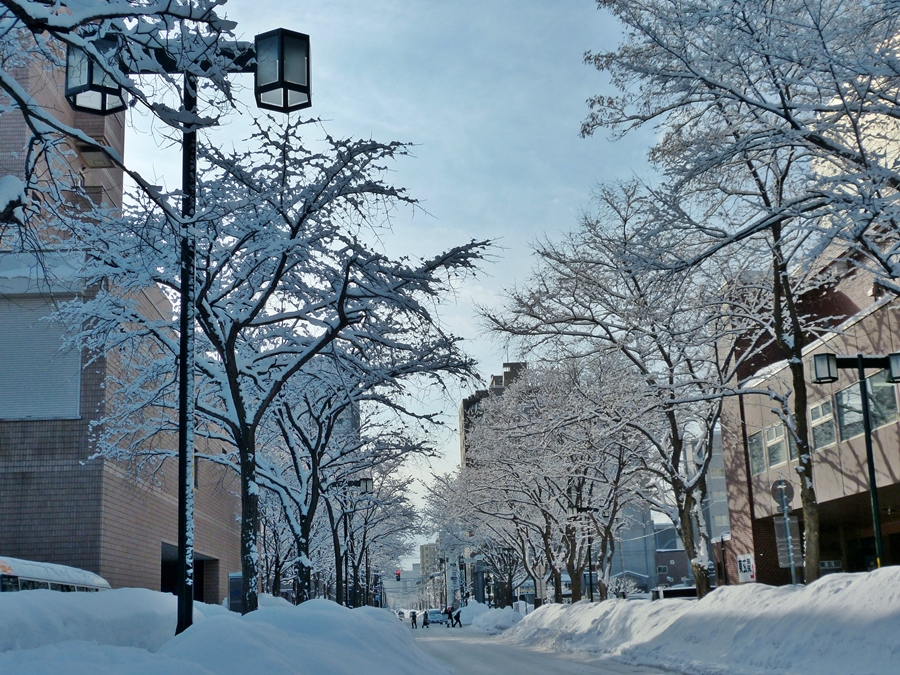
[254,29,312,112]
[810,352,900,568]
[65,39,127,114]
[65,31,311,635]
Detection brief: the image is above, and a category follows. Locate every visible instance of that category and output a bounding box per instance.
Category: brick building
[0,43,240,601]
[720,266,900,586]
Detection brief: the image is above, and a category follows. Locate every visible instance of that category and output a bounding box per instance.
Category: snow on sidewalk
[506,567,900,675]
[0,592,450,675]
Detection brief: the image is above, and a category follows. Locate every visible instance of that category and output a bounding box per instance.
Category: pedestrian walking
[410,610,417,629]
[422,610,430,628]
[452,608,462,627]
[445,606,453,627]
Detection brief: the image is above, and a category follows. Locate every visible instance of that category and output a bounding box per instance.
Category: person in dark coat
[410,610,417,629]
[422,609,430,628]
[452,608,462,627]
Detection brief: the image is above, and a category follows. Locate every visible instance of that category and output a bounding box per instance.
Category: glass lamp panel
[888,354,900,382]
[260,89,282,108]
[91,64,116,89]
[284,35,308,85]
[67,47,89,91]
[256,34,280,87]
[288,90,309,107]
[812,353,838,383]
[90,39,119,91]
[75,90,103,111]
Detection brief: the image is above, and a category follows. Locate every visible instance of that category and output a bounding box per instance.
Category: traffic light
[395,570,401,581]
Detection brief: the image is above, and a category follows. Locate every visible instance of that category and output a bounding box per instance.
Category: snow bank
[507,568,900,675]
[470,605,523,634]
[458,600,490,625]
[0,592,450,675]
[0,587,227,653]
[507,596,691,654]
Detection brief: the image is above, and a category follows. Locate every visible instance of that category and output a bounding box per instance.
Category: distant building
[459,362,525,466]
[608,504,657,592]
[653,523,693,587]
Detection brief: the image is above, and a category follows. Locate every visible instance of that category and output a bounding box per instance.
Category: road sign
[771,479,794,503]
[771,479,800,582]
[774,516,803,568]
[737,554,756,583]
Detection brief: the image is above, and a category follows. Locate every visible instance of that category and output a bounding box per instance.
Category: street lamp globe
[254,29,311,112]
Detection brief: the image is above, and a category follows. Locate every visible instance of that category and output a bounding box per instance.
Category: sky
[123,0,655,510]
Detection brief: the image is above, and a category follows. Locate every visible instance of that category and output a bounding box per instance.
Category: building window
[766,424,787,467]
[788,429,799,460]
[836,370,899,441]
[714,514,730,528]
[810,400,836,450]
[748,431,766,475]
[710,467,725,478]
[0,296,82,420]
[657,566,668,574]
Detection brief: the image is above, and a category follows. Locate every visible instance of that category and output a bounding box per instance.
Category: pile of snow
[0,587,228,653]
[0,591,450,675]
[507,568,900,675]
[469,605,523,634]
[458,600,490,625]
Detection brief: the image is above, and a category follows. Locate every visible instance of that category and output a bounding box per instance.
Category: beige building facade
[0,43,241,602]
[721,270,900,585]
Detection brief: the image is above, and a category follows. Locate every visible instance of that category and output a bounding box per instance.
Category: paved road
[413,629,668,675]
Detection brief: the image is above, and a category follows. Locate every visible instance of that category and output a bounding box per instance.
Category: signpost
[771,479,801,584]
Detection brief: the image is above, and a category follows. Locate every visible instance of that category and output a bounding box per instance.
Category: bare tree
[56,121,488,612]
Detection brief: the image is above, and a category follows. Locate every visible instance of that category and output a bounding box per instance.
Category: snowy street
[413,630,666,675]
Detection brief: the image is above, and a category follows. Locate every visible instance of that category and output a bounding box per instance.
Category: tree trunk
[271,550,281,597]
[324,501,344,605]
[790,359,819,584]
[772,226,819,584]
[239,430,260,614]
[678,493,712,598]
[566,559,583,602]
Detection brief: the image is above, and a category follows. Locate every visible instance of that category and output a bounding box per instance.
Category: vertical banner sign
[737,554,756,583]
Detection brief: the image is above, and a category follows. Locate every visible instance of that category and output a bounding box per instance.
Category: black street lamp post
[811,352,900,569]
[343,477,373,607]
[65,30,311,634]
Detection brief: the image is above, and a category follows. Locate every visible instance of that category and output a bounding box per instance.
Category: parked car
[426,608,449,625]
